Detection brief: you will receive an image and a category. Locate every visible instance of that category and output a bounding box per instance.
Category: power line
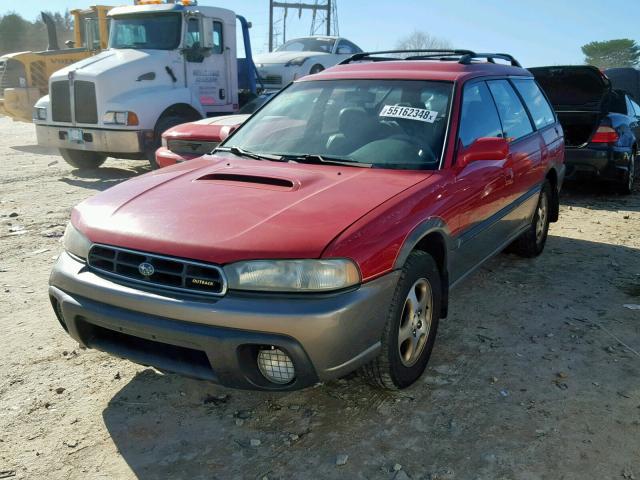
[268,1,338,52]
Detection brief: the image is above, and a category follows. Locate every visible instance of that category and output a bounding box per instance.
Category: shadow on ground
[11,144,60,156]
[101,235,640,479]
[58,165,150,191]
[561,178,640,212]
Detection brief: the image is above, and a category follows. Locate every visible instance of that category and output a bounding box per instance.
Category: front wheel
[309,64,324,75]
[59,149,107,170]
[360,251,441,390]
[509,180,551,258]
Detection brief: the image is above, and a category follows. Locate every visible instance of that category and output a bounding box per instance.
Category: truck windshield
[109,13,182,50]
[222,79,453,170]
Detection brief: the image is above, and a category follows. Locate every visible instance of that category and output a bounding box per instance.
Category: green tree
[582,39,640,68]
[0,13,31,55]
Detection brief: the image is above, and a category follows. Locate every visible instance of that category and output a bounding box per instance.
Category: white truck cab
[34,0,257,169]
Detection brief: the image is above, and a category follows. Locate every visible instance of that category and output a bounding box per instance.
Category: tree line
[0,11,73,56]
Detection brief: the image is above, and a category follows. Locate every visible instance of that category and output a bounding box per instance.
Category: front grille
[167,139,219,156]
[74,80,98,124]
[51,80,71,122]
[261,75,283,85]
[87,245,227,297]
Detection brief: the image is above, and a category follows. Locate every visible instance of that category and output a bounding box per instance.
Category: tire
[617,151,636,195]
[309,64,324,75]
[510,180,551,258]
[146,114,196,169]
[360,251,441,390]
[59,149,107,170]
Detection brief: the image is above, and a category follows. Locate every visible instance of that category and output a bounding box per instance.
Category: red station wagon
[49,50,565,390]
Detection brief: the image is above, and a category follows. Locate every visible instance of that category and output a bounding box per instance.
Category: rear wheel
[59,149,107,170]
[618,151,636,195]
[510,180,551,258]
[360,251,441,390]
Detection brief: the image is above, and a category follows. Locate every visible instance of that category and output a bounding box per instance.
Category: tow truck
[34,0,258,169]
[0,7,111,122]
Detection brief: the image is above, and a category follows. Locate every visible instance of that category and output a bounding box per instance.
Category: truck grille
[87,245,227,297]
[74,80,98,124]
[51,80,71,122]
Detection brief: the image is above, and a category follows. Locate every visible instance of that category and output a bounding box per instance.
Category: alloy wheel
[397,278,433,367]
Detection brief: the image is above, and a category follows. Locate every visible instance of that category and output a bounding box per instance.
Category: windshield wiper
[217,146,285,162]
[282,154,372,168]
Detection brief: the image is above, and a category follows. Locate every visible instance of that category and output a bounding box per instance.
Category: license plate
[68,128,83,144]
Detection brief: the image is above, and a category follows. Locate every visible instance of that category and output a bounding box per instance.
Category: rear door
[625,95,640,142]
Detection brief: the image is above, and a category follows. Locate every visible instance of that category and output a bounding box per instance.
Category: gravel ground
[0,116,639,480]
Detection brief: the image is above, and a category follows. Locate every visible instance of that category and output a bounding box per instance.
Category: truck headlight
[103,111,139,126]
[62,222,92,260]
[223,259,360,292]
[285,57,308,67]
[33,107,47,121]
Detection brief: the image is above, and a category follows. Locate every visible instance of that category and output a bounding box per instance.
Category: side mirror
[457,137,509,169]
[201,19,214,49]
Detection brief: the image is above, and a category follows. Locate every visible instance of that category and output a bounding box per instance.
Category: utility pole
[268,1,336,52]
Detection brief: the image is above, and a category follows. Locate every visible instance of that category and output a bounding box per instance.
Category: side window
[487,79,534,140]
[185,18,200,48]
[458,82,503,148]
[212,21,223,54]
[632,99,640,117]
[512,78,556,129]
[346,40,363,53]
[336,40,355,55]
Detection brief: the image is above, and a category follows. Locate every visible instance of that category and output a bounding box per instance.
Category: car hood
[163,114,249,141]
[530,65,611,111]
[73,156,430,264]
[254,51,327,65]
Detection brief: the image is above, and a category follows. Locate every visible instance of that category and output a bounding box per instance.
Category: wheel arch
[156,103,202,130]
[394,218,452,319]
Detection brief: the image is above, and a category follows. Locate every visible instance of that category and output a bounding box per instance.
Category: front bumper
[36,124,153,154]
[564,147,631,182]
[49,252,398,390]
[155,146,198,168]
[256,64,298,89]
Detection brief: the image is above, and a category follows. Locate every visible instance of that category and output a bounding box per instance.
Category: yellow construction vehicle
[0,6,111,122]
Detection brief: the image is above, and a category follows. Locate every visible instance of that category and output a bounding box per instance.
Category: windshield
[275,37,336,53]
[238,94,274,114]
[223,79,453,169]
[109,13,182,50]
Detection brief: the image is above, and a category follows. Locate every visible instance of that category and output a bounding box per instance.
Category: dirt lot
[0,115,639,480]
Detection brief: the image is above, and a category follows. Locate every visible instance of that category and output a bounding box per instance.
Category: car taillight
[590,126,619,144]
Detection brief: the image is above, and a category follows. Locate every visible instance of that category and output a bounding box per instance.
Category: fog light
[257,347,295,384]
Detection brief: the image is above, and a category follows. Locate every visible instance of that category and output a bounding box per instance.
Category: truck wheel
[618,153,636,195]
[360,250,441,390]
[146,114,194,169]
[59,149,107,170]
[309,64,324,75]
[510,180,551,258]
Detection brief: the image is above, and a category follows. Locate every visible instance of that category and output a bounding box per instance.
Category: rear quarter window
[512,78,556,129]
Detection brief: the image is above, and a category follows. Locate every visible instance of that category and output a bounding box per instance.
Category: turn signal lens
[591,126,619,144]
[127,111,139,126]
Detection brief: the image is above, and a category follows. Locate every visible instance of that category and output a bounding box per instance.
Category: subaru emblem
[138,262,155,277]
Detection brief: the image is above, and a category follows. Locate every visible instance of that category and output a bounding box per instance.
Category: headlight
[103,111,139,126]
[285,57,308,67]
[223,259,360,292]
[62,222,92,260]
[33,107,47,121]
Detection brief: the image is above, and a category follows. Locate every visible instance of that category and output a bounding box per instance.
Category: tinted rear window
[512,79,556,129]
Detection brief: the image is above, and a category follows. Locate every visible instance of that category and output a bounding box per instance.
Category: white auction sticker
[379,105,438,123]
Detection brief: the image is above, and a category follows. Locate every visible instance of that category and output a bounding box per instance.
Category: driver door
[184,17,230,114]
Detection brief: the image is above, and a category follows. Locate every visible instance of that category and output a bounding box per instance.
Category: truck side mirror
[201,19,214,49]
[457,137,509,169]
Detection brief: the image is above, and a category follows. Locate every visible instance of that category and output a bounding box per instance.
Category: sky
[4,0,640,67]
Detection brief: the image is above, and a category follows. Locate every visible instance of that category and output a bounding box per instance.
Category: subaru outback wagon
[50,50,565,390]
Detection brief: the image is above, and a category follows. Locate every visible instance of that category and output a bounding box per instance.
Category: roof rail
[339,49,522,68]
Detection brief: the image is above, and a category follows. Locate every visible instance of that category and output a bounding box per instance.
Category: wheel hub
[397,278,433,367]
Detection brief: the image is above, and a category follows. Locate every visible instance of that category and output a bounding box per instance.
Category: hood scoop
[196,172,296,190]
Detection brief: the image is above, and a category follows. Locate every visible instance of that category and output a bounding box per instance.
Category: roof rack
[339,49,522,68]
